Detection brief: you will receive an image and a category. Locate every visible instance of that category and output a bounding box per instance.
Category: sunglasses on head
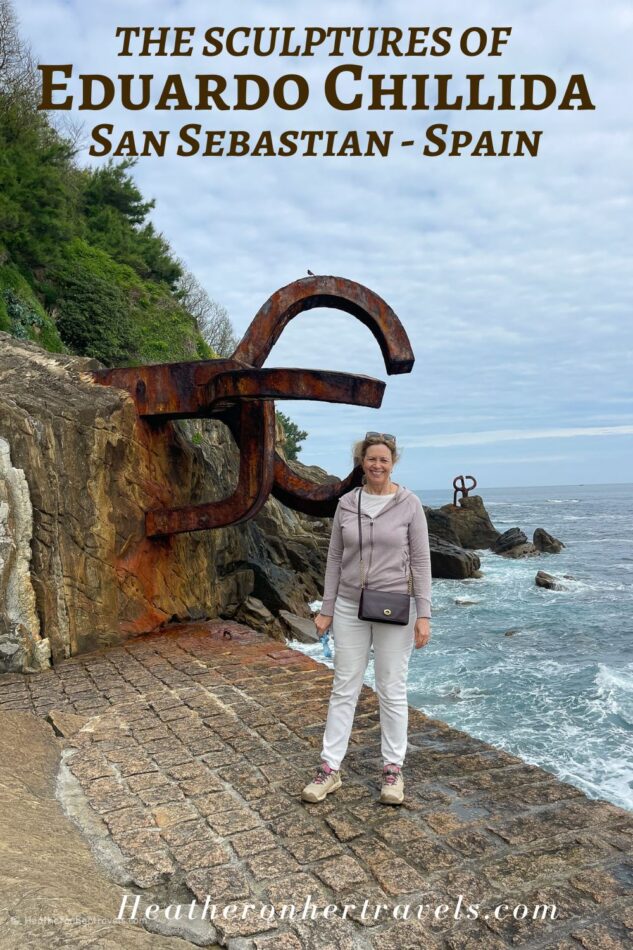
[365,431,396,446]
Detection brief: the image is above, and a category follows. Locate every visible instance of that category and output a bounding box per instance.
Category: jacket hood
[338,484,414,512]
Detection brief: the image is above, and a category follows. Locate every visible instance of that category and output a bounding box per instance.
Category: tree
[0,0,38,105]
[83,159,182,288]
[176,269,237,356]
[277,411,308,461]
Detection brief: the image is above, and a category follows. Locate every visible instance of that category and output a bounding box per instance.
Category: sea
[294,483,633,812]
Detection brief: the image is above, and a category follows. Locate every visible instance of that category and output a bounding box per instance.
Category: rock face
[493,527,538,558]
[429,537,481,579]
[534,527,565,553]
[535,570,567,591]
[0,334,327,666]
[4,335,555,667]
[0,437,50,671]
[435,495,501,550]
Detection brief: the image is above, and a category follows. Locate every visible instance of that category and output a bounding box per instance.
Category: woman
[302,432,432,806]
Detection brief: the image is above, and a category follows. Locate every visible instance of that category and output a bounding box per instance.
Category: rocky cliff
[1,335,561,672]
[0,334,329,671]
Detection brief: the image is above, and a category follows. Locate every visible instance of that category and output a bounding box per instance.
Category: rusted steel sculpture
[92,275,414,536]
[453,474,477,507]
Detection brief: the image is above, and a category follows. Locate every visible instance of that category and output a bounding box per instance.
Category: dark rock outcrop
[279,610,321,644]
[493,527,538,558]
[535,570,567,591]
[533,528,565,553]
[436,495,501,549]
[429,537,481,579]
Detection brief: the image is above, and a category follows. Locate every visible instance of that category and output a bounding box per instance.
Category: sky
[19,0,633,492]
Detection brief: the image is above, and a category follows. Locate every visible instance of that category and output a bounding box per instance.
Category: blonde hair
[353,434,400,467]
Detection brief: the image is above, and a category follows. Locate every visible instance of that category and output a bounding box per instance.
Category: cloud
[405,425,633,448]
[18,0,633,485]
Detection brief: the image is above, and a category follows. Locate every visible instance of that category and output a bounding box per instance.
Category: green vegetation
[0,1,309,450]
[0,0,211,366]
[277,411,308,461]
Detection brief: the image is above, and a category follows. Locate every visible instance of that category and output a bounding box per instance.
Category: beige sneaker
[301,764,342,803]
[380,765,404,805]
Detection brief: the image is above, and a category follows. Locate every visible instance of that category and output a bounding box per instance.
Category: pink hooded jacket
[321,486,432,619]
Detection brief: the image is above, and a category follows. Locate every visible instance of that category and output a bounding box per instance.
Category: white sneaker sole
[301,773,342,803]
[380,787,404,805]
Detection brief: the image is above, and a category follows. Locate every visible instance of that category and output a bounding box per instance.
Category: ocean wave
[574,538,633,544]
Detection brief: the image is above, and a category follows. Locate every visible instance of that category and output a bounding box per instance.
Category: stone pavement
[0,620,631,949]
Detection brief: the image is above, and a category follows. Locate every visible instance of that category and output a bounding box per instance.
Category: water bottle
[320,630,333,659]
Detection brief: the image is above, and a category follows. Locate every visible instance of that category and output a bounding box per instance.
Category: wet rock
[536,570,567,591]
[534,527,565,553]
[435,494,501,549]
[0,438,50,673]
[279,611,319,644]
[429,537,481,579]
[493,528,538,558]
[234,597,285,642]
[46,709,92,737]
[0,710,183,948]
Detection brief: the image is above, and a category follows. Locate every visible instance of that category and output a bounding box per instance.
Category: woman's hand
[414,618,431,649]
[314,613,333,637]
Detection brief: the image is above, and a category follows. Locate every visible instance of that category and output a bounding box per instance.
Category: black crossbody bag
[357,488,412,625]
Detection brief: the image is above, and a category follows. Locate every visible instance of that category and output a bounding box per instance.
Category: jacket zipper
[367,520,374,583]
[358,488,403,587]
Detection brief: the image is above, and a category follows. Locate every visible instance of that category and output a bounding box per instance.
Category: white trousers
[321,596,415,770]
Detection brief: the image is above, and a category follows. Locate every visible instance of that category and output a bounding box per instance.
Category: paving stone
[103,807,157,835]
[489,801,623,846]
[569,867,632,903]
[443,828,504,859]
[264,872,329,906]
[245,847,301,880]
[103,747,158,775]
[137,783,185,806]
[370,919,445,949]
[213,909,278,941]
[200,749,235,769]
[111,827,162,855]
[324,811,366,842]
[313,855,369,890]
[207,808,262,836]
[152,801,201,828]
[7,625,633,949]
[152,745,194,768]
[334,886,392,928]
[569,924,629,949]
[171,836,232,871]
[160,820,208,849]
[126,850,176,888]
[368,856,428,896]
[176,772,226,796]
[229,828,277,857]
[126,771,171,792]
[249,933,301,949]
[283,833,344,864]
[186,865,251,902]
[484,837,618,891]
[268,810,319,838]
[194,791,242,816]
[290,915,367,950]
